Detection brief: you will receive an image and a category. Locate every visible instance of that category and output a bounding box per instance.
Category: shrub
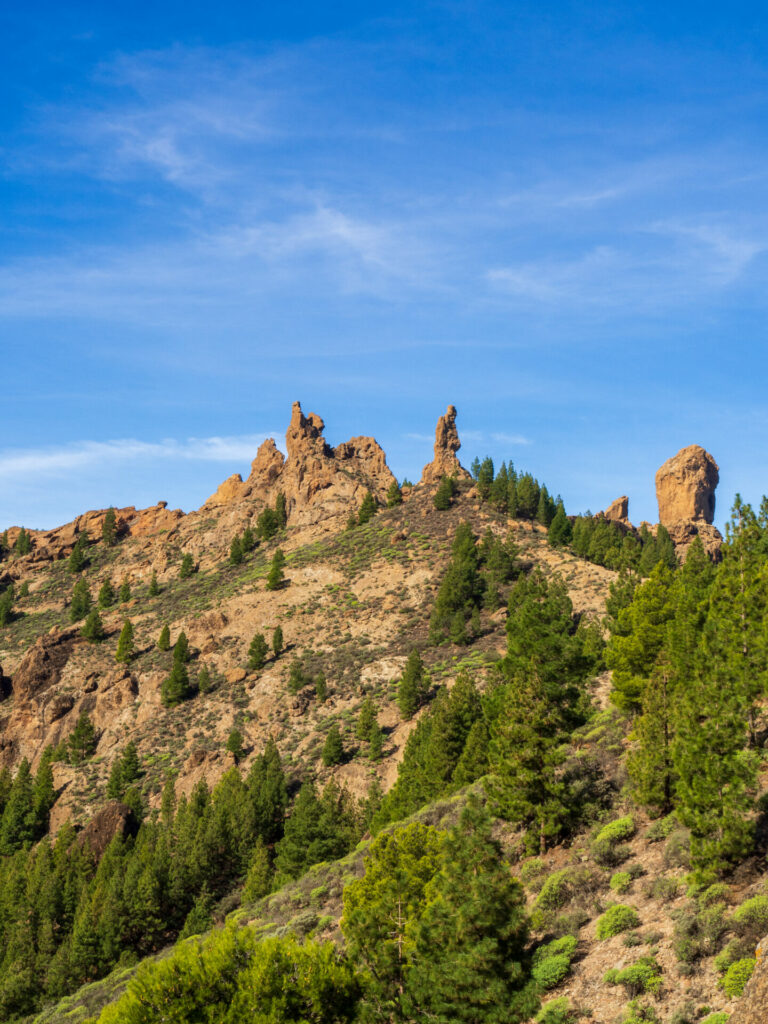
[620,1002,660,1024]
[672,900,728,963]
[520,857,547,892]
[720,957,755,998]
[591,816,636,866]
[663,829,691,869]
[610,871,633,895]
[535,998,573,1024]
[596,904,640,940]
[647,876,680,903]
[715,938,753,975]
[532,936,577,990]
[699,1014,730,1024]
[551,909,590,937]
[603,957,662,996]
[646,814,677,843]
[700,883,730,908]
[732,894,768,942]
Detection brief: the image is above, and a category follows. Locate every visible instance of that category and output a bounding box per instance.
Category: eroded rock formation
[77,800,138,860]
[604,496,629,524]
[656,445,722,560]
[730,936,768,1024]
[420,404,471,485]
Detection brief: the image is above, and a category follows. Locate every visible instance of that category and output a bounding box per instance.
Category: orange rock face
[656,445,719,526]
[604,496,629,523]
[420,404,471,485]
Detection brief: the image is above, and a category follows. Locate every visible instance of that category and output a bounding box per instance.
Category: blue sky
[2,1,768,530]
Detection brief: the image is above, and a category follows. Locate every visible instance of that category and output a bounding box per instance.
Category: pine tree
[407,798,537,1024]
[628,655,676,815]
[226,729,245,762]
[81,608,104,643]
[229,535,244,565]
[106,759,124,800]
[121,741,141,785]
[119,578,131,603]
[386,480,403,507]
[272,625,283,657]
[161,661,190,707]
[356,697,376,741]
[158,624,171,650]
[341,822,443,1022]
[429,522,484,642]
[452,719,489,787]
[433,476,455,511]
[322,724,345,766]
[0,584,13,627]
[369,722,384,761]
[398,650,427,720]
[98,579,115,608]
[248,633,268,671]
[257,507,280,540]
[68,713,97,765]
[547,501,572,547]
[358,491,378,525]
[490,463,509,511]
[115,619,134,664]
[179,553,195,579]
[69,577,92,622]
[275,492,288,528]
[32,752,55,835]
[476,457,495,500]
[0,759,35,853]
[102,508,117,547]
[515,474,539,519]
[148,571,160,597]
[14,527,32,556]
[68,534,88,573]
[536,485,555,526]
[243,838,273,901]
[242,525,256,552]
[197,663,212,693]
[265,549,285,591]
[174,631,191,663]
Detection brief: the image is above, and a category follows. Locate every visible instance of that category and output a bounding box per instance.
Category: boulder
[420,404,472,485]
[12,628,78,701]
[77,801,138,861]
[656,445,719,526]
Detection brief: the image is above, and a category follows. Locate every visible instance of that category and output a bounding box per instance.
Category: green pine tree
[68,713,97,765]
[161,660,190,707]
[322,724,345,766]
[386,480,403,507]
[407,798,538,1024]
[102,508,117,547]
[14,527,32,556]
[229,535,244,565]
[433,475,456,511]
[272,625,283,657]
[179,553,195,579]
[69,578,92,622]
[243,838,273,901]
[119,577,131,602]
[81,608,105,643]
[157,624,171,650]
[547,501,572,547]
[197,663,212,693]
[248,633,268,671]
[369,722,384,761]
[398,650,427,720]
[275,492,288,528]
[148,571,160,597]
[115,619,134,663]
[226,729,245,762]
[265,549,285,591]
[98,579,115,608]
[356,697,376,741]
[173,631,191,663]
[315,673,328,702]
[357,491,378,525]
[68,534,88,573]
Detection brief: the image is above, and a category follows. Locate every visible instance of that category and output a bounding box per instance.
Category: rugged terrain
[1,402,762,1024]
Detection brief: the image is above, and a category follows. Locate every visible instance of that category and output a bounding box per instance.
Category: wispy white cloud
[0,434,279,482]
[491,432,532,446]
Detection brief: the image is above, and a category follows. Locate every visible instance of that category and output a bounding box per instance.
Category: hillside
[0,403,765,1024]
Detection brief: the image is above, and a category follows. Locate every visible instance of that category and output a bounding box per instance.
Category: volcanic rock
[730,935,768,1024]
[656,445,719,526]
[420,404,472,485]
[12,628,78,701]
[604,496,629,524]
[77,801,138,860]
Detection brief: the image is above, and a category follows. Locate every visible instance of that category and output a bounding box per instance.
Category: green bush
[610,871,633,894]
[699,1014,729,1024]
[591,816,636,866]
[535,997,573,1024]
[720,957,755,998]
[672,900,729,963]
[715,938,754,975]
[663,829,691,869]
[531,936,578,990]
[647,876,680,903]
[732,894,768,942]
[620,1000,660,1024]
[603,956,662,996]
[535,870,573,911]
[520,857,547,891]
[646,814,677,843]
[596,903,640,940]
[700,883,730,908]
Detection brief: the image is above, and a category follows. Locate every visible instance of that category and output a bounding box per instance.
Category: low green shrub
[732,894,768,942]
[700,883,730,908]
[663,829,691,869]
[535,870,574,911]
[603,957,662,996]
[672,900,729,962]
[532,936,578,990]
[699,1014,729,1024]
[647,876,680,903]
[646,814,677,843]
[620,1000,660,1024]
[715,937,753,975]
[535,997,573,1024]
[596,903,640,940]
[610,871,633,894]
[591,815,636,866]
[719,957,755,998]
[520,857,547,892]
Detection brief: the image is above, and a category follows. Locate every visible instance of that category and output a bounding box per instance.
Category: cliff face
[655,444,722,560]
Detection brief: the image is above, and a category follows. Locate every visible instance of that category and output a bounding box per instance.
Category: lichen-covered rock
[420,404,471,485]
[656,444,719,526]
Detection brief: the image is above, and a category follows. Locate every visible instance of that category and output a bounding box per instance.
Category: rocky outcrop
[730,935,768,1024]
[12,628,77,701]
[77,800,138,860]
[204,402,396,525]
[656,445,722,560]
[656,445,719,526]
[604,496,629,524]
[420,405,471,485]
